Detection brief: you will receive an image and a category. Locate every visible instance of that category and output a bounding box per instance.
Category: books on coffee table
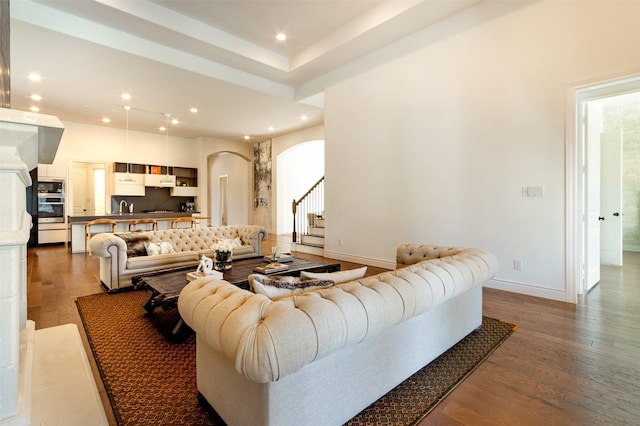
[253,263,290,274]
[187,270,223,281]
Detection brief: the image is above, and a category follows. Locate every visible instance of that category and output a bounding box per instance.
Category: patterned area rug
[76,290,516,426]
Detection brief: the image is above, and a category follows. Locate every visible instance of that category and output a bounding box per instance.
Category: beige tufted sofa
[90,225,267,291]
[178,244,498,426]
[395,243,466,268]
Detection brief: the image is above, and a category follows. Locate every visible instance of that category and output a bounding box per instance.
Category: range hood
[0,107,64,170]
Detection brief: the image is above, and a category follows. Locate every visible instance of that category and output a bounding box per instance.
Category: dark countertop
[68,212,203,223]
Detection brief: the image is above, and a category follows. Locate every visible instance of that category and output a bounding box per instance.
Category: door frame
[219,175,228,226]
[567,74,640,302]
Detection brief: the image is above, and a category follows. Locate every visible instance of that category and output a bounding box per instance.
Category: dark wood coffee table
[133,256,340,334]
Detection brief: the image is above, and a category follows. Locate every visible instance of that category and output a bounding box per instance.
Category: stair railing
[292,176,324,243]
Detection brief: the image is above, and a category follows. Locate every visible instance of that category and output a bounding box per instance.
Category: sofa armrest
[90,233,126,258]
[395,244,465,269]
[237,225,268,255]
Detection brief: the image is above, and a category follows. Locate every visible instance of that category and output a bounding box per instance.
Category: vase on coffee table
[214,250,232,271]
[211,238,240,271]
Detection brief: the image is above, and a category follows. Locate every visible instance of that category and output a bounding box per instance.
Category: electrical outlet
[514,259,523,270]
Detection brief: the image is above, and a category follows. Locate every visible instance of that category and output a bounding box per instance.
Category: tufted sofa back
[178,246,498,384]
[146,225,260,252]
[396,243,466,269]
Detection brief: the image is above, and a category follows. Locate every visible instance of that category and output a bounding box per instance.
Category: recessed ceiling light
[30,106,40,112]
[244,135,251,140]
[121,93,131,101]
[267,126,275,131]
[276,33,287,41]
[102,117,111,123]
[300,114,308,121]
[171,118,179,125]
[28,73,41,82]
[190,107,198,113]
[159,126,167,132]
[30,94,42,101]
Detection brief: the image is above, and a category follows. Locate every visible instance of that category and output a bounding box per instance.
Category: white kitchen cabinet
[170,185,198,197]
[171,166,198,197]
[38,161,67,179]
[144,174,176,187]
[113,172,145,196]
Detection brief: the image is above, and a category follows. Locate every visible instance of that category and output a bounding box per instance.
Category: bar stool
[171,217,197,229]
[128,218,158,232]
[85,218,117,255]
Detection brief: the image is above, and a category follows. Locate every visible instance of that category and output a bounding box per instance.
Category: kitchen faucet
[119,200,128,214]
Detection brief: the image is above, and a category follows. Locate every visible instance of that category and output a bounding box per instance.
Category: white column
[0,109,63,425]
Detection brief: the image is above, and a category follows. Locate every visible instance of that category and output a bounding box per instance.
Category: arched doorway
[276,140,324,234]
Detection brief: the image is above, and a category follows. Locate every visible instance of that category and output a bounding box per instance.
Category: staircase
[300,215,324,246]
[292,177,325,255]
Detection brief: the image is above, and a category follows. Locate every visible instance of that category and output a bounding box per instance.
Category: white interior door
[71,164,89,215]
[600,127,623,266]
[585,101,603,291]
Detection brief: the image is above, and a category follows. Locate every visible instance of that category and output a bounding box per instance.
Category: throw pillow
[145,241,176,256]
[300,266,367,284]
[115,232,150,258]
[249,274,335,299]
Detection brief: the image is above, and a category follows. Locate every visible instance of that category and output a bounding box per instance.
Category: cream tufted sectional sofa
[178,244,498,426]
[90,225,267,291]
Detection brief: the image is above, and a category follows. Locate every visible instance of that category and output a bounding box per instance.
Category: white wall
[323,0,640,302]
[43,120,199,214]
[51,120,198,170]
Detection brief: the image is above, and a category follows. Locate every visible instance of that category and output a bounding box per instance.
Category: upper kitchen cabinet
[113,172,145,195]
[113,162,145,196]
[171,166,198,197]
[38,159,67,179]
[144,173,176,187]
[112,162,197,195]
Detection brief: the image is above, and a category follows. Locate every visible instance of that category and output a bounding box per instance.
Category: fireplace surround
[0,108,62,424]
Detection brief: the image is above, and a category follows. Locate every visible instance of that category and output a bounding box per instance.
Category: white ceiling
[8,0,482,141]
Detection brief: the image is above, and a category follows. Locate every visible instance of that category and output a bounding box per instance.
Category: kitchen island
[68,212,210,253]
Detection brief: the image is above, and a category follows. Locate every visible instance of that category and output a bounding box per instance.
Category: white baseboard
[323,251,574,303]
[323,250,396,270]
[484,278,570,302]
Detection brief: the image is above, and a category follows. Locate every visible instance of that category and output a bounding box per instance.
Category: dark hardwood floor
[26,238,640,425]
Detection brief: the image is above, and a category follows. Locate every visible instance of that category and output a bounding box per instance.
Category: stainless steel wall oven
[37,195,65,223]
[37,178,67,244]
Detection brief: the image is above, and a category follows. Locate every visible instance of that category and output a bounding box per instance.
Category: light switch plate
[522,186,544,197]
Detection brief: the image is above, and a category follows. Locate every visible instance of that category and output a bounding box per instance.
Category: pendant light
[119,105,136,184]
[160,113,175,187]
